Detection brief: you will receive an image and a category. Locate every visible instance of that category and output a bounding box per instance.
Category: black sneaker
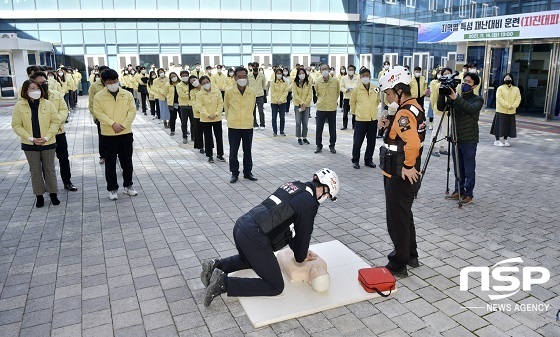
[385,264,408,278]
[298,139,303,145]
[208,157,214,163]
[199,148,205,154]
[200,259,218,287]
[408,257,420,268]
[204,269,227,307]
[329,146,336,154]
[303,139,310,145]
[49,193,60,206]
[353,163,360,169]
[217,156,226,162]
[314,147,322,154]
[36,195,44,208]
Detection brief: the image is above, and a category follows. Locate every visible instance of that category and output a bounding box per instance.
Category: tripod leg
[449,108,463,207]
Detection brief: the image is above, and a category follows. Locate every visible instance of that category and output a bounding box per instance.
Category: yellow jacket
[496,84,521,115]
[211,73,227,91]
[93,88,136,136]
[88,80,105,115]
[224,86,257,129]
[225,77,236,91]
[270,79,289,104]
[190,87,202,118]
[127,75,138,90]
[350,82,380,121]
[147,82,156,99]
[47,78,62,95]
[60,79,68,94]
[429,80,443,115]
[66,73,77,91]
[410,76,428,98]
[176,81,191,106]
[192,69,204,79]
[248,72,266,97]
[378,69,386,82]
[165,82,179,105]
[73,72,82,88]
[292,82,312,108]
[315,76,340,111]
[152,76,168,100]
[48,90,69,135]
[11,98,60,146]
[89,73,96,84]
[134,73,148,87]
[196,87,224,123]
[290,68,298,82]
[120,74,130,88]
[340,75,360,100]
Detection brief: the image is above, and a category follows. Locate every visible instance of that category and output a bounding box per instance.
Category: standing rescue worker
[200,168,340,307]
[378,66,426,277]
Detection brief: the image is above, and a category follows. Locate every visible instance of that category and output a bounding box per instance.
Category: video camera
[438,71,461,96]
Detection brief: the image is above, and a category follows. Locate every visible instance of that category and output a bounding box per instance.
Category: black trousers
[342,99,355,129]
[192,117,204,149]
[139,87,148,113]
[154,99,161,119]
[384,175,419,270]
[55,133,71,184]
[219,215,284,297]
[96,120,106,159]
[149,100,157,116]
[352,120,378,164]
[417,96,425,109]
[253,96,265,127]
[104,133,134,192]
[69,90,76,109]
[339,92,344,108]
[228,128,253,176]
[202,121,224,158]
[315,110,337,148]
[179,106,193,138]
[312,87,318,104]
[168,106,178,132]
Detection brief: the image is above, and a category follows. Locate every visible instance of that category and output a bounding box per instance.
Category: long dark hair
[148,71,157,87]
[168,72,179,85]
[502,73,515,86]
[274,69,284,83]
[187,75,199,92]
[294,68,309,86]
[57,69,66,82]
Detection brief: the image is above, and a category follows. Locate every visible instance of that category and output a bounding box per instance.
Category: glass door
[412,52,430,79]
[0,52,15,98]
[485,45,512,109]
[359,54,372,71]
[160,54,181,71]
[201,54,222,74]
[117,54,139,71]
[383,53,398,67]
[329,54,348,73]
[403,56,412,68]
[291,54,311,69]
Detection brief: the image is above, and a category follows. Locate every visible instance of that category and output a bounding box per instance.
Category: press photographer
[437,72,484,204]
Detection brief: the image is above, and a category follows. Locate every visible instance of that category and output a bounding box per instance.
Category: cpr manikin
[277,248,331,292]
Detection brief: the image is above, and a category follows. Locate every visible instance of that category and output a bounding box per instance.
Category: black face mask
[504,80,512,85]
[41,83,49,97]
[253,69,258,74]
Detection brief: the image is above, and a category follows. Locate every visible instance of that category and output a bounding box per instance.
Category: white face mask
[236,78,248,87]
[228,72,234,76]
[276,74,282,79]
[347,71,354,76]
[341,69,346,74]
[192,80,199,87]
[124,71,128,75]
[299,74,306,80]
[196,66,201,70]
[171,77,178,82]
[384,65,390,70]
[361,77,370,84]
[469,68,476,72]
[159,73,164,78]
[202,83,211,90]
[181,76,189,82]
[58,71,63,76]
[141,70,146,74]
[330,70,335,75]
[48,76,55,80]
[414,72,421,78]
[311,66,316,70]
[151,75,156,79]
[217,69,222,73]
[388,101,399,111]
[28,90,42,100]
[436,74,442,79]
[322,70,329,77]
[106,83,120,92]
[283,71,288,76]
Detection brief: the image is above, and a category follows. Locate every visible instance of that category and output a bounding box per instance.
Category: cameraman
[437,73,484,204]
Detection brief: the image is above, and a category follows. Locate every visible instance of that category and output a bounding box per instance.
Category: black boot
[204,269,227,307]
[200,259,219,287]
[49,193,60,206]
[36,195,44,208]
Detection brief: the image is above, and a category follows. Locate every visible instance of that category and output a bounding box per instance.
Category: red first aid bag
[358,267,396,297]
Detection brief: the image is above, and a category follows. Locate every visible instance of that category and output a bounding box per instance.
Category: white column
[12,49,29,94]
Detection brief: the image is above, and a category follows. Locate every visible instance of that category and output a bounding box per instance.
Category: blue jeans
[271,103,286,135]
[452,142,477,198]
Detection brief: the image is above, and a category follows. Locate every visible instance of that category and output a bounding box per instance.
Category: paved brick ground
[0,96,559,337]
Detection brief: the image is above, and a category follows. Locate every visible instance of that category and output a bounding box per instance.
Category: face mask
[436,74,442,79]
[348,71,354,76]
[124,71,128,75]
[361,77,370,84]
[41,83,48,94]
[151,75,156,79]
[330,70,335,75]
[322,70,329,77]
[283,71,288,76]
[299,74,306,80]
[159,73,164,77]
[253,69,259,74]
[341,69,346,74]
[141,70,146,74]
[196,66,201,70]
[306,70,310,75]
[202,83,211,90]
[311,66,316,70]
[94,77,99,82]
[504,79,512,85]
[94,71,99,74]
[414,72,421,78]
[181,76,189,82]
[461,83,473,93]
[384,65,390,70]
[469,68,476,72]
[276,74,282,79]
[388,101,400,111]
[106,83,120,92]
[192,80,200,87]
[171,77,178,82]
[58,71,63,76]
[217,69,222,73]
[28,90,42,100]
[236,78,248,87]
[48,76,55,80]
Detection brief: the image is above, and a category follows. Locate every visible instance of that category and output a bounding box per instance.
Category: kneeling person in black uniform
[201,168,340,307]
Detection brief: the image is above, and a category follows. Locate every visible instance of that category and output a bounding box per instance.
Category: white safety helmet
[378,66,412,92]
[313,168,340,202]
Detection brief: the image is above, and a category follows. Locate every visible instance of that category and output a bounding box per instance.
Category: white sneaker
[504,140,510,147]
[494,140,504,147]
[123,187,138,196]
[109,190,118,200]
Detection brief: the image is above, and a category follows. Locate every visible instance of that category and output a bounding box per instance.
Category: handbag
[358,267,396,297]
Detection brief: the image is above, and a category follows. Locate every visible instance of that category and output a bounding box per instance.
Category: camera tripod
[417,99,464,208]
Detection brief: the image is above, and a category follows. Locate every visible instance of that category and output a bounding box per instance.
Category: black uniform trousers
[178,106,193,139]
[192,117,204,149]
[384,175,419,270]
[228,128,253,176]
[219,215,284,297]
[138,85,148,113]
[55,133,71,185]
[342,99,355,129]
[95,120,106,159]
[315,110,337,148]
[168,106,178,132]
[104,133,134,192]
[202,121,224,158]
[352,120,378,164]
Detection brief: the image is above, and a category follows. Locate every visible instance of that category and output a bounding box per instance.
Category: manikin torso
[277,248,330,292]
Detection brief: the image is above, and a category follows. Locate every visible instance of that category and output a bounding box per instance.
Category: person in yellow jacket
[196,76,225,164]
[491,73,521,147]
[340,65,360,130]
[88,66,111,163]
[189,76,204,152]
[349,68,381,169]
[153,68,170,127]
[410,66,428,108]
[427,70,442,130]
[378,61,391,83]
[11,80,61,208]
[135,66,149,115]
[248,62,267,129]
[224,67,258,183]
[270,69,289,136]
[46,71,63,95]
[314,64,340,154]
[165,72,181,136]
[66,68,78,109]
[176,70,193,144]
[211,65,227,97]
[289,63,300,83]
[73,69,82,96]
[292,68,313,145]
[225,68,236,91]
[89,67,99,85]
[92,69,138,200]
[147,71,159,119]
[30,72,78,192]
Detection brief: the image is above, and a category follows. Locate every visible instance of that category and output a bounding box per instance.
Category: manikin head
[309,265,330,292]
